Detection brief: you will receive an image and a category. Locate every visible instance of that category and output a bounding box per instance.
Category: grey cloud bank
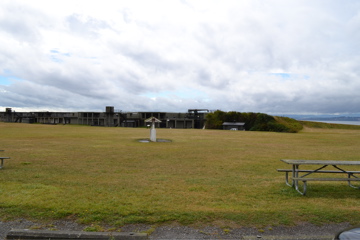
[1,0,360,115]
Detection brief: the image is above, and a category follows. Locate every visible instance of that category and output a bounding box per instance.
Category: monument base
[150,128,156,142]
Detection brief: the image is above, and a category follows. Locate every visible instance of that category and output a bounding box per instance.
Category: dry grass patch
[0,123,360,226]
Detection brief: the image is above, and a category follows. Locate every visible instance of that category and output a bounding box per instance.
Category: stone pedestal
[150,122,156,142]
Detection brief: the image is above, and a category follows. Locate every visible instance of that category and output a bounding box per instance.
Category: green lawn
[0,122,359,227]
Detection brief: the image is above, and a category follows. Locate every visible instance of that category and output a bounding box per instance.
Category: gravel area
[0,219,352,239]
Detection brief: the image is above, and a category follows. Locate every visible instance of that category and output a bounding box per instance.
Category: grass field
[0,122,360,228]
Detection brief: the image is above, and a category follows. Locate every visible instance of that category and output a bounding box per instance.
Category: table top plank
[281,159,360,165]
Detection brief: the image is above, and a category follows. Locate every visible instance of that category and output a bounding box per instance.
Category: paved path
[0,219,351,239]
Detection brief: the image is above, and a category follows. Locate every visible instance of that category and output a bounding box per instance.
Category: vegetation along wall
[205,110,303,133]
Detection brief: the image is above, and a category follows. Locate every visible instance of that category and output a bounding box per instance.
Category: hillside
[300,120,360,130]
[205,111,360,133]
[205,111,303,133]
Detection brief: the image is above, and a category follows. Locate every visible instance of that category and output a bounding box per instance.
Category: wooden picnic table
[278,159,360,195]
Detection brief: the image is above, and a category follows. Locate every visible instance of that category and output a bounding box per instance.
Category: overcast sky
[1,0,360,115]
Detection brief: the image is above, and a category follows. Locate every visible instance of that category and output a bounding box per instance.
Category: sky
[1,0,360,115]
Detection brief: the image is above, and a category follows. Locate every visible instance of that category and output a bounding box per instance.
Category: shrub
[206,111,301,133]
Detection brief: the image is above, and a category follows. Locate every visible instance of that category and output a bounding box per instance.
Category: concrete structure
[0,107,209,129]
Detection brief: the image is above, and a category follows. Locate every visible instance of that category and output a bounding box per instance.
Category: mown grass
[0,122,360,228]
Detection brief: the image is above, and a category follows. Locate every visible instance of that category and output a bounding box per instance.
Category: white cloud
[1,0,360,115]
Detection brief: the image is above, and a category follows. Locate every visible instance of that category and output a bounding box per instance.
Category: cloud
[0,0,360,115]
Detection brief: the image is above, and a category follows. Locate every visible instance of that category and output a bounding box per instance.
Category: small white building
[222,122,245,130]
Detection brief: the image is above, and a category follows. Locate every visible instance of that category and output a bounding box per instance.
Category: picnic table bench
[278,159,360,195]
[0,150,10,169]
[0,157,10,169]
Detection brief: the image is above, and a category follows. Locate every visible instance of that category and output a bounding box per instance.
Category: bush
[206,111,301,133]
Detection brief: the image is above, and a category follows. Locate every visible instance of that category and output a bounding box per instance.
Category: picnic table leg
[292,164,307,195]
[295,180,307,195]
[347,173,360,189]
[285,171,292,187]
[292,164,299,187]
[332,165,360,189]
[0,159,3,169]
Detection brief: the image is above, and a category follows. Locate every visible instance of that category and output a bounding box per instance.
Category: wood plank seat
[277,169,360,188]
[293,177,360,181]
[292,177,360,195]
[277,169,360,174]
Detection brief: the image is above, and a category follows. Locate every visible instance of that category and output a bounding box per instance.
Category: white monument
[145,117,162,142]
